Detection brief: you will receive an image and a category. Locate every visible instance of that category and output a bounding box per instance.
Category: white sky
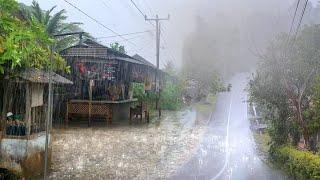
[18,0,191,68]
[18,0,319,68]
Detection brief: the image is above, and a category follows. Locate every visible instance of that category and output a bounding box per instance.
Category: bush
[271,146,320,179]
[160,82,183,110]
[132,83,147,101]
[131,82,183,111]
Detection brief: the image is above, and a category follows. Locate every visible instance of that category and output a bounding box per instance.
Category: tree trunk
[295,99,310,149]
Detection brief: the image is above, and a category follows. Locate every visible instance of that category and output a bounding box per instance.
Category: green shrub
[160,82,183,110]
[132,83,147,101]
[131,82,183,111]
[271,146,320,179]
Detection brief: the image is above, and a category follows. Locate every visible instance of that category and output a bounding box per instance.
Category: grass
[253,132,271,159]
[194,94,217,116]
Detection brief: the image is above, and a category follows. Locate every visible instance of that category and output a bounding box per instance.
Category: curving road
[171,73,288,180]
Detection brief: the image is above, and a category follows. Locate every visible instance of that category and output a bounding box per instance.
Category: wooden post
[1,80,9,133]
[88,80,93,127]
[25,83,32,136]
[65,101,69,127]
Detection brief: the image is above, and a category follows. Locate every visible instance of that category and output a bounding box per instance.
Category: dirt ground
[49,103,214,180]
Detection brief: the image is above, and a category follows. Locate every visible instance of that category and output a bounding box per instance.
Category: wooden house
[60,39,158,125]
[0,69,73,139]
[0,69,72,178]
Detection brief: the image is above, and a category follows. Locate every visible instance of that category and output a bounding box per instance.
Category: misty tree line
[248,1,320,153]
[180,0,320,150]
[249,24,320,151]
[249,5,320,177]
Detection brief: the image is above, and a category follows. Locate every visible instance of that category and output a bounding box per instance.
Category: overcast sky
[17,0,189,68]
[18,0,319,68]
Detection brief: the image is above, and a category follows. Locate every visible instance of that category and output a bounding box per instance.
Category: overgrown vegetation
[132,79,183,111]
[19,0,89,51]
[160,81,183,110]
[271,146,320,180]
[249,23,320,179]
[249,24,320,149]
[0,0,70,75]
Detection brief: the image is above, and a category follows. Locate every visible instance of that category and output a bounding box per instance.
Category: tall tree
[20,1,86,51]
[250,25,320,148]
[0,0,67,75]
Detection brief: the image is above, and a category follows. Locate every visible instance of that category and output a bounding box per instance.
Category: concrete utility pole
[145,14,169,118]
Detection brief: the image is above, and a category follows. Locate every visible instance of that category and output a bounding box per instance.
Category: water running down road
[171,73,287,180]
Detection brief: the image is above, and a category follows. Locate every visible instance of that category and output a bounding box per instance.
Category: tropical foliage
[132,80,183,111]
[110,42,126,54]
[0,0,68,75]
[249,24,320,149]
[19,0,86,51]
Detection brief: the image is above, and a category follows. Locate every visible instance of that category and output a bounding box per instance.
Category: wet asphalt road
[171,73,287,180]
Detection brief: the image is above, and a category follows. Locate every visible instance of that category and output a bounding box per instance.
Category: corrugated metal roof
[132,54,156,68]
[60,39,152,67]
[19,69,73,85]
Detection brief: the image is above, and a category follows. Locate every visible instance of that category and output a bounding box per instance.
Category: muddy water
[49,74,285,180]
[49,106,212,179]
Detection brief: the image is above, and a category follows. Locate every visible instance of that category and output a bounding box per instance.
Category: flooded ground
[49,74,288,180]
[171,73,287,180]
[49,103,214,179]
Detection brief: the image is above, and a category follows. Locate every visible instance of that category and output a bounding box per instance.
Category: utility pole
[145,14,169,118]
[44,32,84,180]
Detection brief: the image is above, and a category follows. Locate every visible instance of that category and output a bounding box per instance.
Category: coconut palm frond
[55,36,79,51]
[43,5,56,25]
[23,1,90,48]
[31,0,43,23]
[18,3,32,22]
[46,9,67,35]
[58,23,83,33]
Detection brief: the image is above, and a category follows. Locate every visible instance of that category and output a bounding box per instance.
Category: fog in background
[18,0,319,75]
[176,0,302,78]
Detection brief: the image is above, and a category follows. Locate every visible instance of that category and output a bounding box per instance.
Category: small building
[60,39,158,125]
[0,69,72,178]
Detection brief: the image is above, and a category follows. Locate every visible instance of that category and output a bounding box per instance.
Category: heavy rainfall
[1,0,320,179]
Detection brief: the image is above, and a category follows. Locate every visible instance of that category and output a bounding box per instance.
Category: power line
[100,0,111,9]
[96,30,153,39]
[130,0,145,17]
[142,0,154,16]
[160,25,176,62]
[293,0,309,39]
[130,0,176,63]
[287,0,309,50]
[289,0,301,36]
[62,0,137,47]
[102,34,150,44]
[129,0,176,65]
[282,0,309,64]
[62,0,157,62]
[130,0,156,27]
[284,0,309,49]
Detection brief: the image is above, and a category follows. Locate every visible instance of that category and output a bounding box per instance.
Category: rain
[1,0,320,179]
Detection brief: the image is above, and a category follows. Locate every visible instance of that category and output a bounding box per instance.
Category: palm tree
[20,1,89,51]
